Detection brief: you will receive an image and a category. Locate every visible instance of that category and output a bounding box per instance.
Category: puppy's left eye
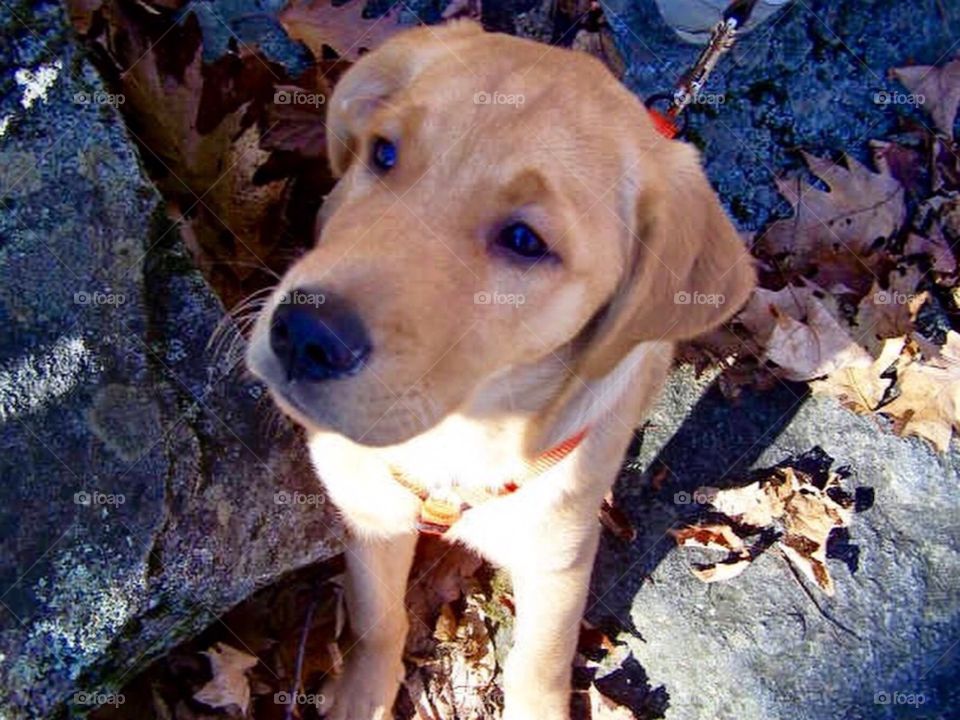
[496,222,551,260]
[371,137,397,171]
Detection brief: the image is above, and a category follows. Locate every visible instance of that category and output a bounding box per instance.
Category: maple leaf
[281,0,409,62]
[193,642,259,713]
[882,331,960,452]
[892,58,960,139]
[758,152,905,293]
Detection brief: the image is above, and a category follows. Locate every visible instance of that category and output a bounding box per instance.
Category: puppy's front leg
[321,531,417,720]
[501,529,599,720]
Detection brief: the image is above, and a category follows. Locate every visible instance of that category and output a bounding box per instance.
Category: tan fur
[246,21,755,720]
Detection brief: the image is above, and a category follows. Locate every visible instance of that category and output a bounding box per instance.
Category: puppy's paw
[320,651,405,720]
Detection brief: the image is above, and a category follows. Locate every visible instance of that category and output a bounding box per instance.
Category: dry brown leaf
[193,642,259,714]
[766,300,871,381]
[854,266,928,353]
[695,479,790,528]
[433,603,459,643]
[407,592,499,720]
[759,153,905,292]
[906,225,957,274]
[600,494,636,542]
[739,284,833,341]
[281,0,409,61]
[740,284,872,381]
[670,524,746,552]
[893,58,960,138]
[586,684,636,719]
[690,556,753,583]
[572,26,626,80]
[778,472,852,596]
[882,331,960,451]
[676,463,857,596]
[870,138,928,197]
[66,0,340,309]
[811,336,905,413]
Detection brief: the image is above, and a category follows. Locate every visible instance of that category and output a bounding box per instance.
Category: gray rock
[0,3,341,717]
[590,367,960,719]
[589,7,960,713]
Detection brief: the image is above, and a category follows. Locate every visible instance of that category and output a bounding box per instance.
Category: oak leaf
[759,153,905,293]
[281,0,409,61]
[810,336,904,413]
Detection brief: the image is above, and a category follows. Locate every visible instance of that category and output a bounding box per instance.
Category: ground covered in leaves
[64,0,960,717]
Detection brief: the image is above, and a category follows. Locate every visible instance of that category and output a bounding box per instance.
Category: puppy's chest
[379,419,528,498]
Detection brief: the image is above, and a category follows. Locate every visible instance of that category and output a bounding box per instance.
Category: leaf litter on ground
[73,1,960,715]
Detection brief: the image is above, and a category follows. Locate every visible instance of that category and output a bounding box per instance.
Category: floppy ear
[325,21,484,176]
[531,139,755,452]
[574,140,756,382]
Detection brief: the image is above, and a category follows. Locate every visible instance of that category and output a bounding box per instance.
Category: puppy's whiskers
[209,286,276,372]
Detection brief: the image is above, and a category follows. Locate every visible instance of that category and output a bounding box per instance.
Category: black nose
[269,288,371,382]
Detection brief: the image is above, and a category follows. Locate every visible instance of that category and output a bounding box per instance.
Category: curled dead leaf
[675,457,860,596]
[810,336,905,413]
[193,642,259,714]
[881,331,960,452]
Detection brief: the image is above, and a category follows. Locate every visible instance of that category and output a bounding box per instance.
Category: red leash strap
[648,107,679,139]
[645,0,760,140]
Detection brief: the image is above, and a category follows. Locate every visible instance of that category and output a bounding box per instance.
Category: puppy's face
[246,23,755,446]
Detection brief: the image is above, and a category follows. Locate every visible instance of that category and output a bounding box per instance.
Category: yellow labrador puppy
[247,21,754,720]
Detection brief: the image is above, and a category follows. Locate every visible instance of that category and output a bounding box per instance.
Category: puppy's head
[246,22,755,446]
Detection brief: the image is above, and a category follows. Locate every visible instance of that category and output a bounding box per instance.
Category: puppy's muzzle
[269,288,371,382]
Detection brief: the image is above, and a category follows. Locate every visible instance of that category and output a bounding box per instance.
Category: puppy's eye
[496,222,550,260]
[371,137,397,171]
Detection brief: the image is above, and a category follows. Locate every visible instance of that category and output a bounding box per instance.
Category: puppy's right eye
[496,222,551,261]
[371,137,397,172]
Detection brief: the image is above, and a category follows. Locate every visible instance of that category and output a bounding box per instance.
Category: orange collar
[391,428,588,536]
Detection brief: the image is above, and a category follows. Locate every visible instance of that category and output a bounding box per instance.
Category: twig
[777,548,861,640]
[284,597,318,720]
